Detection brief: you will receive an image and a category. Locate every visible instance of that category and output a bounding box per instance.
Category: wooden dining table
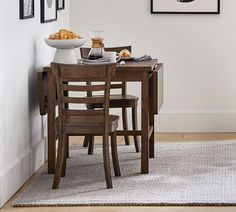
[37,59,164,175]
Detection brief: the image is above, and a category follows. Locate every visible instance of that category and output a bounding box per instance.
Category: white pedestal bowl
[45,38,86,64]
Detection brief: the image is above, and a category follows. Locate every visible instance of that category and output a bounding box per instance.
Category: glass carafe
[88,31,105,60]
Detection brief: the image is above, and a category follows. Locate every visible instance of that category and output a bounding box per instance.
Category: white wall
[70,0,236,132]
[0,1,70,207]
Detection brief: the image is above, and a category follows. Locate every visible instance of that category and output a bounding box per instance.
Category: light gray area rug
[13,142,236,207]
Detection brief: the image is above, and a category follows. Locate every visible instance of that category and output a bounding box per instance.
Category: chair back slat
[51,63,116,118]
[110,84,125,90]
[63,96,105,104]
[62,78,108,82]
[80,46,132,94]
[64,109,104,116]
[105,46,132,54]
[62,84,106,92]
[59,66,109,80]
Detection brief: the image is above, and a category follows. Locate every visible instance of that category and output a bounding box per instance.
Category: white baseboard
[114,110,236,132]
[0,137,46,208]
[156,111,236,132]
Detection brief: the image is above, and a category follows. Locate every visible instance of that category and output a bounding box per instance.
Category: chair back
[80,46,132,95]
[51,63,116,127]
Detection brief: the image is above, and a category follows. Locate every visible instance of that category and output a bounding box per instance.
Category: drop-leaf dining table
[37,59,164,175]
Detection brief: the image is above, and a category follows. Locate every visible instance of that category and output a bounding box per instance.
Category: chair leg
[111,132,121,177]
[103,135,113,189]
[88,136,95,155]
[122,107,130,145]
[66,136,69,158]
[83,136,89,147]
[52,133,66,189]
[61,135,68,177]
[132,106,140,153]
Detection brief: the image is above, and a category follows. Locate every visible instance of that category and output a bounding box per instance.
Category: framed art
[41,0,57,23]
[57,0,65,10]
[151,0,220,14]
[20,0,34,19]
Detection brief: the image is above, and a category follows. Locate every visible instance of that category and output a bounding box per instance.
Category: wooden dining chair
[51,62,121,189]
[80,46,140,155]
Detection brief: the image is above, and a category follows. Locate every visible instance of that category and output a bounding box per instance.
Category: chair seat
[59,115,119,135]
[110,94,138,101]
[88,95,139,108]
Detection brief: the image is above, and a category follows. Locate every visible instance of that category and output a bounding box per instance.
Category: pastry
[48,29,81,40]
[119,49,132,58]
[48,33,60,40]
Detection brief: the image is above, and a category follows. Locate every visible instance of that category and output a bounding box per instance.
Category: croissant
[48,33,60,40]
[48,29,81,40]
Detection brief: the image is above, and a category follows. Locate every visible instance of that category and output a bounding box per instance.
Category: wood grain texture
[38,59,161,174]
[47,68,56,174]
[51,63,119,189]
[141,72,149,174]
[80,46,139,152]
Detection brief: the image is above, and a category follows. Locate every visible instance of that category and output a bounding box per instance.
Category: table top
[43,59,158,73]
[38,61,163,115]
[116,59,158,72]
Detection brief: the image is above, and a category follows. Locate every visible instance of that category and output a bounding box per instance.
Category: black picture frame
[57,0,65,10]
[20,0,35,19]
[151,0,220,14]
[41,0,57,23]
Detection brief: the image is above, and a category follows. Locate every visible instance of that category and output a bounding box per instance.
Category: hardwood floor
[2,133,236,212]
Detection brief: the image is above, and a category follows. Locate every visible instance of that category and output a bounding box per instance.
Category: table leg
[64,90,69,158]
[149,74,155,158]
[141,72,149,174]
[47,71,56,174]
